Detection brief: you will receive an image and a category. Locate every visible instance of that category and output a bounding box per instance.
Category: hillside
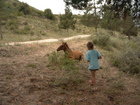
[1,15,93,44]
[0,0,94,45]
[1,0,138,44]
[0,38,140,105]
[0,1,140,105]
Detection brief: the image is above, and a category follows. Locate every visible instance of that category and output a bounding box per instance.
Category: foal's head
[57,42,67,52]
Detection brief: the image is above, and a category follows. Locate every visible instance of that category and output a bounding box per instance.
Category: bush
[5,19,19,30]
[18,2,31,15]
[44,9,54,20]
[93,35,118,50]
[14,25,31,34]
[121,49,140,75]
[109,40,140,76]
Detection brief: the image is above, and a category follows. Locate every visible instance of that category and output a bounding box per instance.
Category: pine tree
[44,9,54,20]
[59,7,76,32]
[64,0,140,27]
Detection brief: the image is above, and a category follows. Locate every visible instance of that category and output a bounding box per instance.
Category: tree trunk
[95,26,98,35]
[127,24,134,40]
[94,0,98,36]
[0,26,3,40]
[128,33,131,40]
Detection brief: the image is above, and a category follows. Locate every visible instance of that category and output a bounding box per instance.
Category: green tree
[0,0,4,39]
[100,4,138,39]
[64,0,140,27]
[18,2,30,15]
[81,13,100,31]
[59,7,76,31]
[44,9,54,20]
[79,0,100,35]
[0,0,15,39]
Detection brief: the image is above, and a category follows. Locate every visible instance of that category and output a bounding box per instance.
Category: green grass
[1,15,93,44]
[90,29,140,76]
[27,63,37,68]
[104,36,140,76]
[47,51,84,88]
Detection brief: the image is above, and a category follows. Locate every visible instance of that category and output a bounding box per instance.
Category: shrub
[93,35,118,50]
[44,9,54,20]
[15,25,31,34]
[5,19,19,30]
[24,25,30,31]
[109,40,140,76]
[121,48,140,75]
[18,2,31,15]
[27,63,37,68]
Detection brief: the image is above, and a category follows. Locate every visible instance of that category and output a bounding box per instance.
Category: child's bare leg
[90,70,97,89]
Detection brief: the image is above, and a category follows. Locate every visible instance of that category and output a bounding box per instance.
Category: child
[85,42,102,91]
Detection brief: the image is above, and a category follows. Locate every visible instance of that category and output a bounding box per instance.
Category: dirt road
[5,35,91,45]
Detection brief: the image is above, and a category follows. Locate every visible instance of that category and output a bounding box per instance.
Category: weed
[27,63,37,68]
[29,36,41,41]
[40,31,46,36]
[23,21,28,25]
[111,81,124,90]
[0,43,3,47]
[104,89,119,97]
[48,51,60,65]
[48,51,84,88]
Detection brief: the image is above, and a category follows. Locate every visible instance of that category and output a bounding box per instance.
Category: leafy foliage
[93,34,118,50]
[81,13,100,27]
[0,0,16,39]
[18,2,31,15]
[100,8,138,38]
[44,9,54,20]
[48,51,84,88]
[64,0,140,26]
[59,7,76,30]
[64,0,92,10]
[0,0,16,21]
[48,51,78,71]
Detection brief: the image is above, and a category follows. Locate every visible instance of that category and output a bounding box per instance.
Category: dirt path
[0,38,140,105]
[5,35,91,45]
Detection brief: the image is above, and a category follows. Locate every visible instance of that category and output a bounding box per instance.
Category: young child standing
[85,42,102,91]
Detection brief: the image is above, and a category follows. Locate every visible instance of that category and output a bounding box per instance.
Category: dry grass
[1,15,94,45]
[0,39,139,105]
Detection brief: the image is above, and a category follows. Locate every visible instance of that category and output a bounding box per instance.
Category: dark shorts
[89,69,98,71]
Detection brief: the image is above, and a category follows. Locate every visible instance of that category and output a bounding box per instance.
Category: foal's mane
[64,42,72,52]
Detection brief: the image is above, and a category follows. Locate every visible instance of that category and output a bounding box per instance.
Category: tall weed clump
[109,39,140,76]
[47,51,84,87]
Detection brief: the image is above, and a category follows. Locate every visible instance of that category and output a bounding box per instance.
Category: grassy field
[0,38,140,105]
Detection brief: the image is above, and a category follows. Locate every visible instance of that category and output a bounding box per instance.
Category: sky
[18,0,84,14]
